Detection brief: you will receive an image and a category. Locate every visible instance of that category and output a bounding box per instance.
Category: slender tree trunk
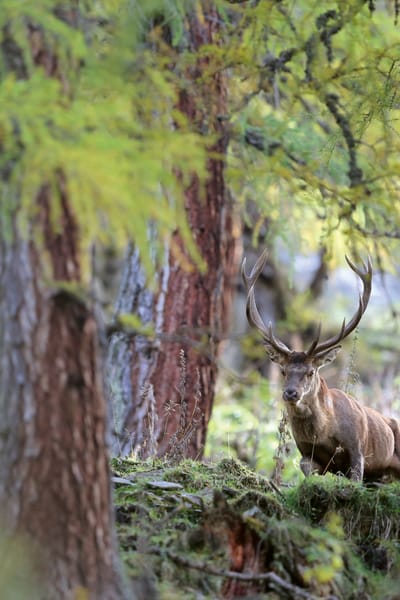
[107,4,239,458]
[0,185,128,599]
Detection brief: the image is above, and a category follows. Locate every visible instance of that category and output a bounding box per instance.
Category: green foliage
[0,1,85,75]
[2,1,400,273]
[0,0,210,276]
[225,1,400,262]
[205,372,301,481]
[269,514,346,590]
[1,0,399,274]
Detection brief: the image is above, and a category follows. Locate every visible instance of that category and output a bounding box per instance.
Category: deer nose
[283,388,299,402]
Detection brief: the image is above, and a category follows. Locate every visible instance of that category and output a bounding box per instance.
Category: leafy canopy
[222,1,400,264]
[0,0,208,275]
[1,0,400,272]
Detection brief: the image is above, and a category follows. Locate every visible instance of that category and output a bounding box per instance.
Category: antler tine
[312,255,372,357]
[241,250,291,356]
[241,250,269,337]
[345,254,373,280]
[241,248,269,288]
[306,323,322,356]
[266,322,292,354]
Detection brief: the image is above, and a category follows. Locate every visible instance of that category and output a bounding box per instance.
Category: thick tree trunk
[107,5,238,459]
[0,187,128,598]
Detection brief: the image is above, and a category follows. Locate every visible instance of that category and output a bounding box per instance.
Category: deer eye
[280,368,286,377]
[307,369,315,378]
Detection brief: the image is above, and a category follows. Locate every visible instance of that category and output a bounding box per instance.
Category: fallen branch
[151,547,315,599]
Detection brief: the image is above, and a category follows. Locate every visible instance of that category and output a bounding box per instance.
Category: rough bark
[0,194,129,598]
[107,5,239,458]
[0,6,132,596]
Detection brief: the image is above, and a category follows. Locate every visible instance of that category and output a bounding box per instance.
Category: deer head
[241,250,372,406]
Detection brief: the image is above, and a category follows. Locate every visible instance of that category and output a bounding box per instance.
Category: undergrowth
[113,457,400,599]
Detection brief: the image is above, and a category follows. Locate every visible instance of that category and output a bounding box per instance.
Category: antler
[241,250,291,357]
[306,255,373,357]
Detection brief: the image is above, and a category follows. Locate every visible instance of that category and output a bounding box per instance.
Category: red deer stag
[242,250,400,481]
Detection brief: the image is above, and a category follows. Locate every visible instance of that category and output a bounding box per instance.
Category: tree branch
[151,547,316,599]
[325,93,363,187]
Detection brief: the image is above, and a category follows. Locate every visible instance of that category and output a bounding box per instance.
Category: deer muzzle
[283,387,299,403]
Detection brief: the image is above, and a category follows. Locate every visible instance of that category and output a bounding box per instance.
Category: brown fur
[242,251,398,481]
[278,359,400,481]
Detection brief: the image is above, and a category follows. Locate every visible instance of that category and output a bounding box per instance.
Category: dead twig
[150,547,316,599]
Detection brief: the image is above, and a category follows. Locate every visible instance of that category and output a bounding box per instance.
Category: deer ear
[264,345,287,365]
[314,345,342,368]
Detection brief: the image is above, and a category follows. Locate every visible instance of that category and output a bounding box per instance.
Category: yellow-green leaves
[227,1,400,262]
[0,0,211,278]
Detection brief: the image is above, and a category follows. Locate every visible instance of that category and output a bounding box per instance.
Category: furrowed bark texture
[107,5,238,458]
[0,187,128,599]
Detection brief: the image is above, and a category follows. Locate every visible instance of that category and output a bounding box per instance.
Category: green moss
[232,488,286,519]
[114,460,400,599]
[285,475,400,541]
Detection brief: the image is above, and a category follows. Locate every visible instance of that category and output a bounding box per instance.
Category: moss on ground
[112,458,400,599]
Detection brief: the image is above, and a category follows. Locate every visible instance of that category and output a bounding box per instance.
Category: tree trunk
[0,185,128,599]
[107,4,238,459]
[0,5,131,596]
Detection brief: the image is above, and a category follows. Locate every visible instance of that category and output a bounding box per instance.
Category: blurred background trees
[104,0,400,468]
[1,0,400,595]
[106,4,238,459]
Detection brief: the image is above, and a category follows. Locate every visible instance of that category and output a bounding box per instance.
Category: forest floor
[113,457,400,599]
